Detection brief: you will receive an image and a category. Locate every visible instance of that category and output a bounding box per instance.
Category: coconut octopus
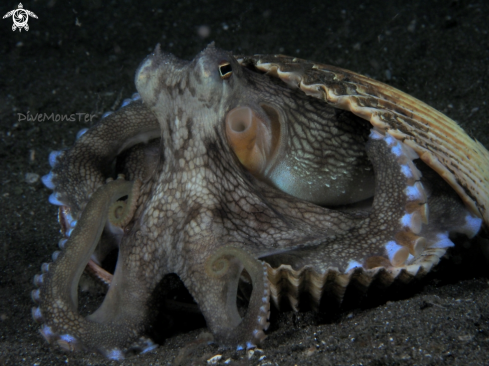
[32,43,489,359]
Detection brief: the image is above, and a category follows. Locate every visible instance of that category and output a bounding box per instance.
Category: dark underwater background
[1,0,488,364]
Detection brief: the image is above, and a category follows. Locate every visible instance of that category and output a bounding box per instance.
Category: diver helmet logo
[3,3,38,32]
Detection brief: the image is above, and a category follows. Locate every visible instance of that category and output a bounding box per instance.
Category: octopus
[32,43,489,359]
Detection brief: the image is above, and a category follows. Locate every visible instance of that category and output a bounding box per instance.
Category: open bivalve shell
[237,54,489,228]
[234,54,489,310]
[266,248,446,311]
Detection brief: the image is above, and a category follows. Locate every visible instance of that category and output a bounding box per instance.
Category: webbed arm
[181,245,270,349]
[32,178,156,359]
[43,99,159,219]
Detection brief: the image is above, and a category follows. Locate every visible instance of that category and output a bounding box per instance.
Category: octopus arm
[32,178,153,359]
[46,100,159,218]
[182,246,270,349]
[264,130,481,310]
[266,130,481,274]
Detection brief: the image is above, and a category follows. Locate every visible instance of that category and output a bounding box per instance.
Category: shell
[235,54,489,306]
[266,248,445,310]
[237,54,489,227]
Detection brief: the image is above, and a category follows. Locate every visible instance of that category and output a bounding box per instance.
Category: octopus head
[135,43,282,179]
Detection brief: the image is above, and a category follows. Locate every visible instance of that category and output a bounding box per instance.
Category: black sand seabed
[1,0,488,365]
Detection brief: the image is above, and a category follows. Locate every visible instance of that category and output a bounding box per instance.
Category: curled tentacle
[202,246,270,349]
[205,252,231,278]
[31,178,151,358]
[42,99,159,266]
[108,177,141,227]
[44,99,158,219]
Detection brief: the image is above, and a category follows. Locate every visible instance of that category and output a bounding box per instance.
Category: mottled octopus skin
[33,44,484,358]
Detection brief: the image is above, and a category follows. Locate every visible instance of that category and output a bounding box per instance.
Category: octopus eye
[219,62,233,79]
